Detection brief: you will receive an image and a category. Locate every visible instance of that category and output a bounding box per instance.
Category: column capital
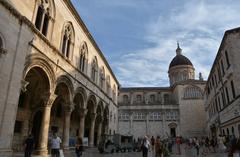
[42,92,57,107]
[79,108,87,118]
[64,105,74,114]
[90,113,97,121]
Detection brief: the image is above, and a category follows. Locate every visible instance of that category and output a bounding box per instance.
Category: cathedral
[118,44,207,139]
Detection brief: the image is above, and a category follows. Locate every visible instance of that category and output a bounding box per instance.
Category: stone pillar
[78,108,87,139]
[88,113,96,147]
[96,117,103,146]
[130,92,133,105]
[162,111,166,138]
[146,113,149,135]
[129,112,133,135]
[62,105,73,150]
[37,93,57,157]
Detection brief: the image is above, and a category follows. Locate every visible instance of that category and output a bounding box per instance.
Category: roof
[169,54,193,69]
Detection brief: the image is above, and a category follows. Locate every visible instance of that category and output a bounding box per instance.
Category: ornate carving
[21,79,29,92]
[42,92,57,107]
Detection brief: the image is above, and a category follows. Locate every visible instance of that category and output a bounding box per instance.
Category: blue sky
[71,0,240,87]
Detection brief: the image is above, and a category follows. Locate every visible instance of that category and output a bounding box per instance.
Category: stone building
[0,0,119,156]
[205,27,240,138]
[118,44,207,139]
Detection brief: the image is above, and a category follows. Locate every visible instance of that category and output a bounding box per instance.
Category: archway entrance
[168,123,177,138]
[13,67,51,152]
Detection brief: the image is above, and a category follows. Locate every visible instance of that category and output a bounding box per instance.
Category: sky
[71,0,240,87]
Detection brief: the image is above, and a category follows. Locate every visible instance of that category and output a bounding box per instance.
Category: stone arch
[74,87,87,108]
[56,75,74,103]
[14,64,53,151]
[23,54,55,92]
[86,94,97,113]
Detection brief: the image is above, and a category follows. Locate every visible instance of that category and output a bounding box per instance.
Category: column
[96,117,103,146]
[88,113,96,147]
[78,108,87,139]
[62,105,73,150]
[146,113,149,135]
[37,93,57,157]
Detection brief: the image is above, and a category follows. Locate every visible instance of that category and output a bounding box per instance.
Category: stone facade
[0,1,119,156]
[118,45,207,139]
[205,27,240,138]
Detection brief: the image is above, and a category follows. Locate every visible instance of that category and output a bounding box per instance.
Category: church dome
[169,43,193,69]
[169,54,193,69]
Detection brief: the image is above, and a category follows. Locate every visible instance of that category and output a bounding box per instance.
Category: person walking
[194,137,200,156]
[142,136,150,157]
[23,134,35,157]
[75,137,84,157]
[50,133,62,157]
[176,136,182,154]
[155,136,162,157]
[218,134,226,153]
[151,136,155,151]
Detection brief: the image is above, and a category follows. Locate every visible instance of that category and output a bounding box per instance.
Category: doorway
[170,128,176,137]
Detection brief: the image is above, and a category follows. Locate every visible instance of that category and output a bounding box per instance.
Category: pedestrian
[155,136,162,157]
[194,137,200,156]
[50,132,62,157]
[75,137,84,157]
[141,136,150,157]
[23,134,35,157]
[228,136,240,157]
[202,137,210,156]
[151,136,155,151]
[218,134,226,153]
[176,136,181,154]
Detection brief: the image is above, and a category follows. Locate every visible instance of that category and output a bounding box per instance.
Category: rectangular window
[14,121,23,133]
[217,68,221,82]
[225,87,230,104]
[214,75,217,87]
[225,51,230,68]
[221,60,225,75]
[221,89,226,107]
[215,98,219,112]
[231,81,236,99]
[218,96,221,110]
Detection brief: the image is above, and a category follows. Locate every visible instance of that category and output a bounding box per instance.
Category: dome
[169,54,193,69]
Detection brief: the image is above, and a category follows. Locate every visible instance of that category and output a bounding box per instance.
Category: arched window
[61,22,75,59]
[150,94,155,103]
[112,85,116,102]
[34,0,55,37]
[136,95,142,102]
[123,95,129,103]
[106,76,111,96]
[99,67,105,89]
[164,94,169,104]
[91,57,98,82]
[79,42,88,72]
[183,86,203,99]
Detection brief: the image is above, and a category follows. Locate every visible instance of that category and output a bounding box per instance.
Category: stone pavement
[13,145,227,157]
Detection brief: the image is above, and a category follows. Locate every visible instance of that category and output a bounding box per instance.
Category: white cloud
[114,0,240,87]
